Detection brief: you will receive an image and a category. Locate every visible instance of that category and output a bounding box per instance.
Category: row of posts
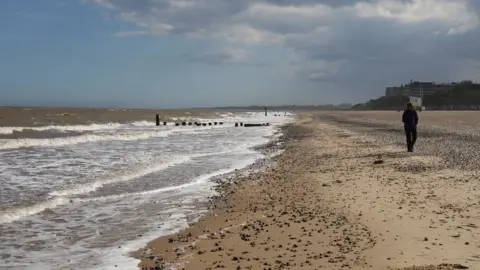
[156,106,269,125]
[155,115,225,126]
[155,115,271,127]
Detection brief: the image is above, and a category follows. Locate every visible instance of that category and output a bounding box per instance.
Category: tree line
[353,81,480,110]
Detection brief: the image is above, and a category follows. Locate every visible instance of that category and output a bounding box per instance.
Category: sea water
[0,111,294,270]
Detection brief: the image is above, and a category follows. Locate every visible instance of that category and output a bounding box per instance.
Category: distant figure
[402,103,419,152]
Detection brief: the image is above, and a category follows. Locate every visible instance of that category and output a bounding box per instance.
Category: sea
[0,111,294,270]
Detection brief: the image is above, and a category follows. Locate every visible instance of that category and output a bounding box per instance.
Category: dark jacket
[402,109,418,129]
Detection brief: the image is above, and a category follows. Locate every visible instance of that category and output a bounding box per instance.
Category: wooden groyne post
[156,114,160,126]
[243,123,270,127]
[265,106,267,116]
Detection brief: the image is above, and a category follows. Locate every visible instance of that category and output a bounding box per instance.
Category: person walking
[402,103,419,152]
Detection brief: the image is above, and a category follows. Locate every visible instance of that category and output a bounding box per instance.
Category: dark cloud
[184,49,268,66]
[88,0,480,101]
[263,0,362,7]
[186,50,245,65]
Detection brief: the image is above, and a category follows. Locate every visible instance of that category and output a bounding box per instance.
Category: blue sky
[2,0,480,108]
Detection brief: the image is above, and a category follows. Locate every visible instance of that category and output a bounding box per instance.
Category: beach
[139,111,480,270]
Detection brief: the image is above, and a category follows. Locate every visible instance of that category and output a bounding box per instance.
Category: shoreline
[0,110,293,270]
[134,115,307,270]
[132,117,294,270]
[134,112,480,270]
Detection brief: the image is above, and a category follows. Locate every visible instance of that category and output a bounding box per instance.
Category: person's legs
[405,128,412,151]
[411,129,417,147]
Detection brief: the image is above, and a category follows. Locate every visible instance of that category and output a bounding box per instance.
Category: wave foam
[0,156,194,224]
[0,147,257,224]
[0,197,68,224]
[0,122,238,151]
[0,129,173,150]
[50,147,249,198]
[50,155,194,197]
[90,158,259,269]
[0,121,154,135]
[78,163,245,203]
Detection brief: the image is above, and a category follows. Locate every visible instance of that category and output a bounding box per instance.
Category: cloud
[113,30,150,37]
[87,0,480,99]
[352,0,479,34]
[185,48,263,66]
[285,59,348,81]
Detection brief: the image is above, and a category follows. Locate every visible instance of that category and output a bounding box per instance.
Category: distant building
[385,81,453,97]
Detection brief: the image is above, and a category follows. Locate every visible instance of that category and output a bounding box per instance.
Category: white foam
[0,111,296,269]
[92,159,260,270]
[82,155,257,203]
[128,121,153,127]
[0,197,68,224]
[49,155,193,197]
[0,145,260,224]
[77,174,210,203]
[0,112,294,136]
[0,122,242,151]
[0,121,153,135]
[0,129,174,150]
[0,113,295,151]
[91,212,193,270]
[50,146,255,198]
[0,156,194,224]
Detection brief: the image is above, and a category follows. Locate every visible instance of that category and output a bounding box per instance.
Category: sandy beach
[135,111,480,270]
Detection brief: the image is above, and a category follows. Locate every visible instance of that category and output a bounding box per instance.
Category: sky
[1,0,480,108]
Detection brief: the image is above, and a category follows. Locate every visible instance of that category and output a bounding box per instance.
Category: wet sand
[0,107,232,127]
[136,111,480,270]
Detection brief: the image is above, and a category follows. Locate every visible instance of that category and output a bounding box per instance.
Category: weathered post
[156,114,160,126]
[265,106,267,116]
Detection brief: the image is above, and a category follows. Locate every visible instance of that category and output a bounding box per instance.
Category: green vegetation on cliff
[354,81,480,110]
[425,82,480,106]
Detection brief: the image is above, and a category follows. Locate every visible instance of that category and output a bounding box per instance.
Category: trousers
[404,127,417,150]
